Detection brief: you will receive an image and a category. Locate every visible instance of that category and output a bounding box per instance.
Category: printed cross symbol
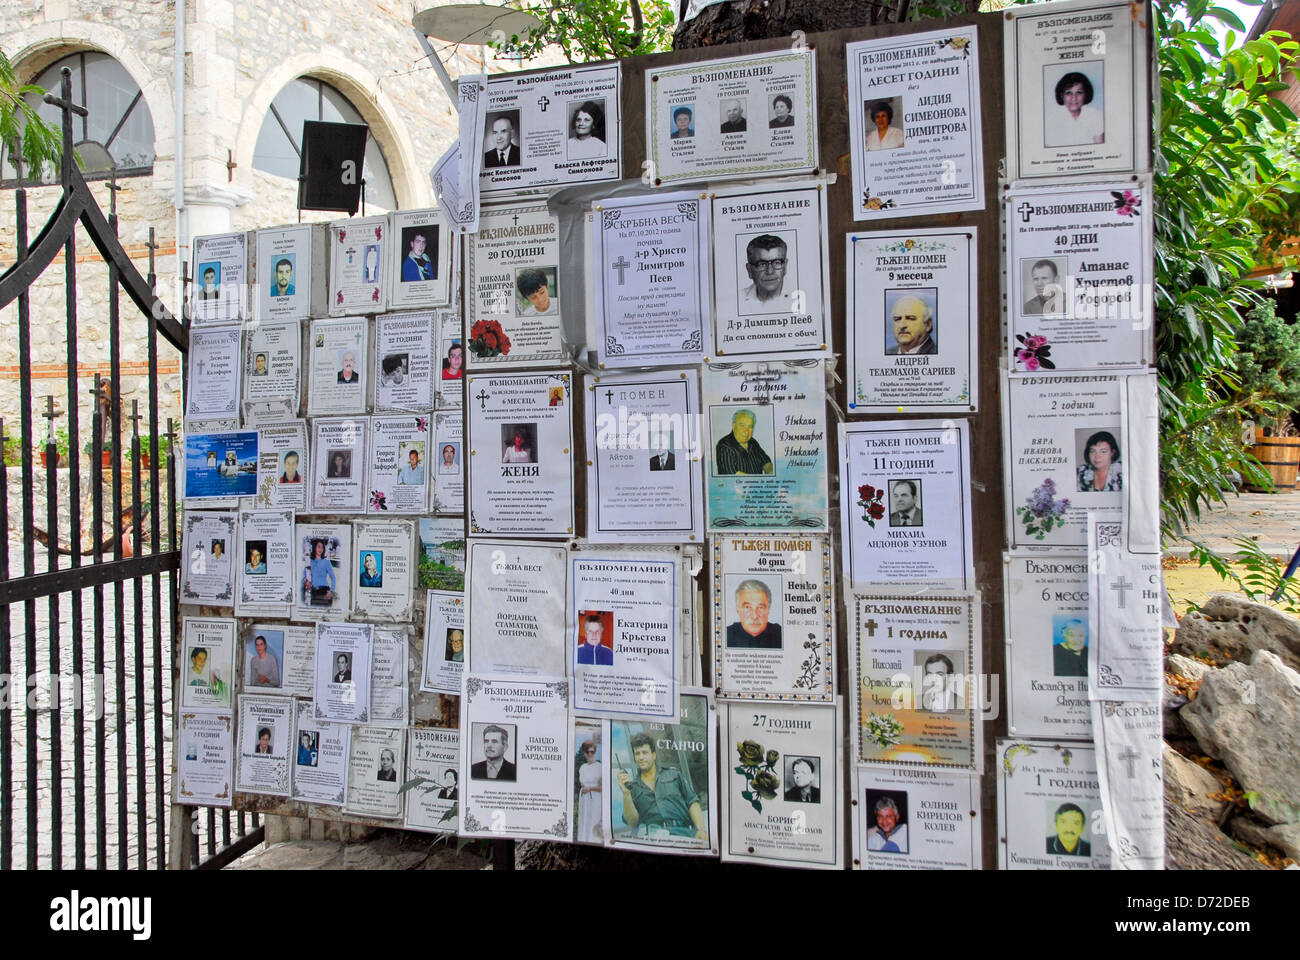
[1018,202,1034,223]
[512,214,520,226]
[863,618,877,638]
[475,388,491,410]
[611,256,631,285]
[537,95,550,111]
[1110,575,1133,609]
[194,359,207,377]
[1118,746,1140,778]
[604,389,614,405]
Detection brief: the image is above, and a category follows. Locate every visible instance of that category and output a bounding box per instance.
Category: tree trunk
[673,0,977,49]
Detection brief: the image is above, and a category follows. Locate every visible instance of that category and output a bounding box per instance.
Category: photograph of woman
[577,740,603,843]
[1046,70,1104,147]
[304,538,336,605]
[865,100,904,151]
[1077,430,1122,492]
[567,99,607,159]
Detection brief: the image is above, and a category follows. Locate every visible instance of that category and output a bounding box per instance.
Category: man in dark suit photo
[332,652,352,683]
[889,480,923,527]
[783,757,820,803]
[470,724,517,781]
[649,447,675,471]
[886,294,938,355]
[483,115,520,168]
[726,579,782,649]
[1046,802,1090,856]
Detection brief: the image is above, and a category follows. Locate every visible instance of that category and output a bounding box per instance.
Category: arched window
[252,77,397,211]
[1,51,156,182]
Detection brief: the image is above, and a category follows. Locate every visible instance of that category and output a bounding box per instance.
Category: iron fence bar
[0,551,180,606]
[130,399,146,869]
[0,191,87,307]
[45,394,62,869]
[0,419,11,872]
[206,807,216,859]
[109,208,126,870]
[221,809,230,848]
[66,185,85,871]
[147,230,166,868]
[90,375,107,868]
[194,825,265,870]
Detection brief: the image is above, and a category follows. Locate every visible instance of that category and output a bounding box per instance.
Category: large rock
[1163,679,1193,742]
[1166,653,1211,682]
[1230,819,1300,861]
[1171,593,1300,672]
[1163,746,1227,820]
[1180,650,1300,824]
[1165,800,1268,870]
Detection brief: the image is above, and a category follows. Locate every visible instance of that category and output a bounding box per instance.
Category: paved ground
[1166,491,1300,559]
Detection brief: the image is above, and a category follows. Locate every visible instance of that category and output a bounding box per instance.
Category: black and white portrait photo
[1021,257,1068,316]
[719,97,747,133]
[737,233,795,315]
[888,478,923,527]
[783,756,820,803]
[483,110,522,168]
[566,98,608,160]
[769,93,795,129]
[469,722,517,782]
[514,266,559,318]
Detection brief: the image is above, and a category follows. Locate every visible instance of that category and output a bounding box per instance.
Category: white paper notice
[459,674,571,840]
[840,418,974,590]
[711,533,835,702]
[179,617,235,710]
[179,511,237,606]
[369,626,409,728]
[329,215,387,315]
[243,318,300,424]
[236,694,292,797]
[175,710,234,808]
[465,540,568,677]
[388,208,453,309]
[720,699,844,869]
[290,698,349,807]
[1088,514,1162,700]
[421,590,464,696]
[344,725,405,819]
[251,420,308,511]
[309,417,368,514]
[243,623,314,698]
[294,522,352,621]
[846,26,985,219]
[186,325,242,426]
[191,231,247,325]
[307,317,368,417]
[367,415,430,515]
[405,727,460,834]
[1092,699,1164,869]
[353,520,415,623]
[313,621,373,724]
[852,764,981,870]
[256,224,312,322]
[373,311,436,413]
[431,410,463,515]
[997,739,1109,870]
[233,509,295,619]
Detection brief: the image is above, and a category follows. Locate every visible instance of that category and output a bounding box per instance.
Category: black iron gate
[0,68,256,869]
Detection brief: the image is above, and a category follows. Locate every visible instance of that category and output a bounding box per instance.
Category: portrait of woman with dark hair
[1046,70,1104,147]
[1077,430,1122,492]
[567,99,607,159]
[865,100,903,151]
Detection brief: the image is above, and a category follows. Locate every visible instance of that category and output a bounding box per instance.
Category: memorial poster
[191,231,246,325]
[593,192,711,369]
[344,725,405,820]
[179,510,237,606]
[851,593,983,770]
[307,317,368,417]
[185,325,242,426]
[459,675,571,840]
[605,688,717,856]
[313,621,373,724]
[352,520,415,622]
[435,311,464,409]
[405,728,460,834]
[846,228,978,412]
[431,410,464,515]
[309,417,368,514]
[1088,515,1162,700]
[852,764,982,870]
[373,310,436,413]
[465,540,568,677]
[328,215,387,315]
[251,420,308,511]
[571,716,607,846]
[420,590,465,696]
[466,371,574,537]
[367,415,430,515]
[710,180,831,356]
[442,74,488,234]
[720,699,844,869]
[243,318,301,424]
[369,627,410,728]
[294,521,353,622]
[711,533,834,702]
[233,509,295,619]
[570,550,679,720]
[997,739,1109,870]
[235,694,292,797]
[840,418,975,590]
[179,617,235,710]
[291,698,349,807]
[466,202,567,370]
[1002,374,1123,549]
[182,431,258,502]
[478,63,622,195]
[846,26,985,219]
[417,518,465,592]
[584,369,704,544]
[175,710,234,808]
[244,623,315,698]
[1005,0,1148,181]
[256,224,312,322]
[1004,551,1093,740]
[704,359,828,532]
[645,49,819,186]
[388,208,453,309]
[1092,699,1164,870]
[1007,179,1153,372]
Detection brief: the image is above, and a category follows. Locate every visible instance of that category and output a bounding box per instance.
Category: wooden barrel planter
[1248,436,1300,492]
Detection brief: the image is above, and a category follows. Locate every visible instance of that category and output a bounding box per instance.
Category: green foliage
[125,434,172,464]
[0,47,63,181]
[492,0,676,63]
[1153,1,1300,540]
[2,432,21,467]
[47,426,70,459]
[1186,537,1300,615]
[1233,298,1300,433]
